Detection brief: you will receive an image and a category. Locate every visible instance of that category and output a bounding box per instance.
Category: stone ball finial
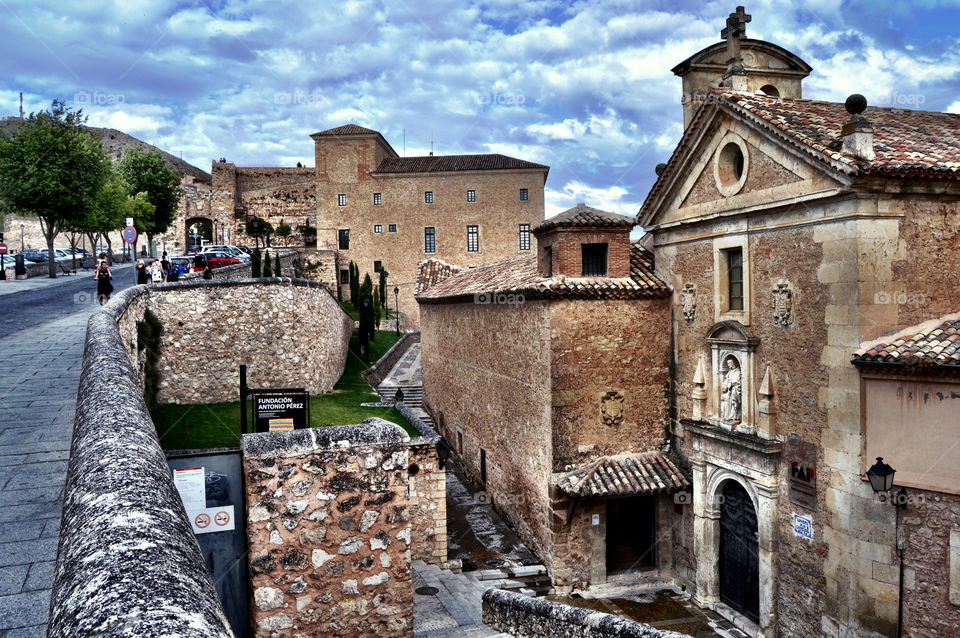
[845,94,868,115]
[655,163,668,176]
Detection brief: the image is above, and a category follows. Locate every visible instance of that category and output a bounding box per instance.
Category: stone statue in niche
[720,356,742,425]
[773,282,793,328]
[600,391,624,427]
[682,283,696,322]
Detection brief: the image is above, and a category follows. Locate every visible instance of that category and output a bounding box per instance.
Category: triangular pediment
[639,99,852,230]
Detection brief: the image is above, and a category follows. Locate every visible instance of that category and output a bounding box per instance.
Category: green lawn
[152,330,416,450]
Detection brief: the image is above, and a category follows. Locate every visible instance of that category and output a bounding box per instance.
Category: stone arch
[185,216,213,250]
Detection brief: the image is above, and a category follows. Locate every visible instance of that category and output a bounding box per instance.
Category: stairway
[474,564,554,597]
[378,383,436,430]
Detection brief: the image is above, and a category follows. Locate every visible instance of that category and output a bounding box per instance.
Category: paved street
[0,270,137,637]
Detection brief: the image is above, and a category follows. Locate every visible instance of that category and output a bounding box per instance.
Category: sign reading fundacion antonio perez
[253,391,309,433]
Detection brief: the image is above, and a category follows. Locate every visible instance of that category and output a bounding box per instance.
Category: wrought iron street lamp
[20,223,24,251]
[394,286,400,335]
[394,388,404,404]
[435,438,452,469]
[866,456,907,637]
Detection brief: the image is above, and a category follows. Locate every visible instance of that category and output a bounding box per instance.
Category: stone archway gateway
[719,480,759,622]
[185,217,213,250]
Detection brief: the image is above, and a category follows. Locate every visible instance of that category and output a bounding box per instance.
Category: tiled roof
[854,313,960,367]
[415,258,464,294]
[312,124,381,137]
[533,203,635,234]
[415,242,669,303]
[557,452,691,498]
[374,154,548,174]
[728,92,960,178]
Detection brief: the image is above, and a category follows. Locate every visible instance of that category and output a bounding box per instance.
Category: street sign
[122,226,137,244]
[125,217,134,228]
[253,390,309,433]
[0,243,7,255]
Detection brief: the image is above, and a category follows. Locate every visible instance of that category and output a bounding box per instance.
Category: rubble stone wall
[396,401,447,564]
[241,422,413,637]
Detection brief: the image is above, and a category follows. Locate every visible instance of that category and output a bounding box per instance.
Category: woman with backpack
[93,260,114,305]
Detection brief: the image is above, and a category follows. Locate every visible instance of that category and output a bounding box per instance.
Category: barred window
[581,243,608,276]
[339,269,349,284]
[424,191,434,204]
[373,192,382,206]
[520,188,528,201]
[374,224,382,233]
[424,227,436,253]
[519,224,530,251]
[388,223,397,233]
[467,189,476,202]
[467,225,479,252]
[338,193,347,207]
[726,248,744,311]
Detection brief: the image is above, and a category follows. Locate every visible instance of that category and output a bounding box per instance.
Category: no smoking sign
[189,506,235,534]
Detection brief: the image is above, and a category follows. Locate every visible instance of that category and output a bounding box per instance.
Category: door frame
[718,480,759,622]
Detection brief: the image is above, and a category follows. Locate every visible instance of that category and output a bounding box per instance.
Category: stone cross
[721,6,751,62]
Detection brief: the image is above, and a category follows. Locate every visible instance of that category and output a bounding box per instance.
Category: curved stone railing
[361,331,421,388]
[51,276,351,637]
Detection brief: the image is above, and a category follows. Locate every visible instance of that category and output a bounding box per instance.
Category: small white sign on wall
[793,513,813,540]
[591,514,600,526]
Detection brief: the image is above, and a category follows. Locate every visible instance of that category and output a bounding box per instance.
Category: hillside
[0,117,211,184]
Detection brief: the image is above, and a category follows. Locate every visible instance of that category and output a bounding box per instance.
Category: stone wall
[481,589,691,638]
[241,421,413,637]
[141,278,352,404]
[51,285,232,637]
[361,332,421,389]
[297,249,339,290]
[536,227,632,278]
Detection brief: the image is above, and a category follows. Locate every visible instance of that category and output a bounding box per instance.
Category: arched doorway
[719,480,759,622]
[185,218,213,250]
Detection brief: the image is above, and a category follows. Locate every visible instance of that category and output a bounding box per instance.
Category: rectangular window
[338,229,350,250]
[520,188,528,201]
[727,248,744,311]
[519,224,531,251]
[339,269,349,284]
[467,225,479,252]
[424,227,436,253]
[457,431,463,454]
[338,193,347,207]
[542,246,552,277]
[581,243,608,276]
[424,191,434,204]
[373,192,382,206]
[374,260,382,273]
[467,189,476,203]
[388,223,397,233]
[374,224,382,233]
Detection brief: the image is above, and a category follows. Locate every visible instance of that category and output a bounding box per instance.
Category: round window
[759,84,780,98]
[713,135,749,197]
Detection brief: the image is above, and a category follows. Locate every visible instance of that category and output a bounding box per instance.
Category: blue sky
[2,0,959,218]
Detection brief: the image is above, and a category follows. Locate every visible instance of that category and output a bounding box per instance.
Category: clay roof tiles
[415,242,669,303]
[415,258,464,294]
[533,202,636,233]
[312,124,382,137]
[556,452,691,498]
[374,154,548,174]
[854,313,960,367]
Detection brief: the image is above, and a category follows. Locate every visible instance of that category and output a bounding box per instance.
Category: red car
[203,251,244,268]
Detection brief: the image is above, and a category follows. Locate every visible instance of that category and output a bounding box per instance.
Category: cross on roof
[721,6,751,60]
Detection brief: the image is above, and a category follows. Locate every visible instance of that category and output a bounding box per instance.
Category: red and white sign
[0,243,7,255]
[122,226,137,244]
[194,512,211,529]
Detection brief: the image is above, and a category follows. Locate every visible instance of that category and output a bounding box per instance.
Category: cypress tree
[263,250,273,277]
[252,247,262,278]
[275,252,282,277]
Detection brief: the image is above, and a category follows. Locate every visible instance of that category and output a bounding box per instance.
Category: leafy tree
[378,269,388,317]
[263,250,273,277]
[275,223,292,245]
[274,252,281,276]
[245,217,273,248]
[82,169,130,265]
[118,147,181,257]
[296,224,317,247]
[0,100,111,277]
[251,247,262,277]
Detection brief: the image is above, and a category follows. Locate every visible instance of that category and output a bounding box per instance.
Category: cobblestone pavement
[0,273,136,637]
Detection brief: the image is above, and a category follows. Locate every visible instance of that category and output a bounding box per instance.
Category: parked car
[20,250,48,263]
[202,251,244,268]
[201,245,250,262]
[168,256,192,274]
[235,246,253,256]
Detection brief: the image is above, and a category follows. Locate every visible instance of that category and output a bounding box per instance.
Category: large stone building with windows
[417,7,960,638]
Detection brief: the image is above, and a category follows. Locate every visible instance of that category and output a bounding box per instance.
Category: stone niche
[705,321,770,438]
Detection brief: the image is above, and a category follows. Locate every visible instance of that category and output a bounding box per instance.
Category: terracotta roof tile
[415,258,464,294]
[557,452,691,498]
[312,124,381,137]
[374,154,548,174]
[533,203,635,233]
[854,313,960,367]
[415,242,669,303]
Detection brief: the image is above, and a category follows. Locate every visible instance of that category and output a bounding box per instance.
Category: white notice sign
[173,467,206,514]
[191,505,235,535]
[793,513,813,540]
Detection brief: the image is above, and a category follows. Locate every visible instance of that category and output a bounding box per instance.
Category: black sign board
[252,390,309,433]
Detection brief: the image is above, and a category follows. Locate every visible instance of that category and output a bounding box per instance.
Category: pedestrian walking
[202,264,214,280]
[150,260,164,284]
[136,260,149,285]
[93,260,113,305]
[167,261,180,282]
[160,252,171,280]
[193,252,206,273]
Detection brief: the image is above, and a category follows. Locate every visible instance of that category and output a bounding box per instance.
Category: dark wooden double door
[719,480,760,623]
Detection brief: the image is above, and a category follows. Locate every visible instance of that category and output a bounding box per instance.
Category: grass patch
[340,301,359,320]
[152,330,415,450]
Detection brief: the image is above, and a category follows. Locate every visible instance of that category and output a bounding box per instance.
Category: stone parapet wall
[395,401,447,564]
[297,249,339,290]
[361,332,421,388]
[241,421,413,637]
[51,285,233,637]
[481,589,691,638]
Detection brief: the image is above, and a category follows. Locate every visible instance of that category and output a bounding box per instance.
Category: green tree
[263,250,273,277]
[245,217,273,248]
[274,252,282,277]
[251,247,262,277]
[349,260,359,305]
[83,169,130,265]
[378,269,388,317]
[118,147,181,257]
[275,223,292,246]
[0,100,111,277]
[373,289,382,330]
[359,273,375,343]
[296,223,316,247]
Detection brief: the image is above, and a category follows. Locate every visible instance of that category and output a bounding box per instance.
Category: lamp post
[250,218,261,249]
[394,286,400,335]
[20,223,24,251]
[360,297,372,361]
[866,457,907,637]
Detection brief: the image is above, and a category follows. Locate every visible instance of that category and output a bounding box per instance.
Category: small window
[338,193,347,207]
[467,189,476,203]
[424,191,434,204]
[542,246,552,277]
[457,431,463,454]
[373,192,382,206]
[424,227,436,253]
[726,248,744,311]
[388,223,397,233]
[581,243,608,277]
[374,224,382,233]
[467,225,479,252]
[338,229,350,250]
[519,188,528,201]
[374,260,382,273]
[339,269,349,284]
[519,224,530,251]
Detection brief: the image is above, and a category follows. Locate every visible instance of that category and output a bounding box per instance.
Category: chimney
[840,94,875,162]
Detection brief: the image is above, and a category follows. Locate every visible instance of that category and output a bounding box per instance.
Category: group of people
[93,251,216,307]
